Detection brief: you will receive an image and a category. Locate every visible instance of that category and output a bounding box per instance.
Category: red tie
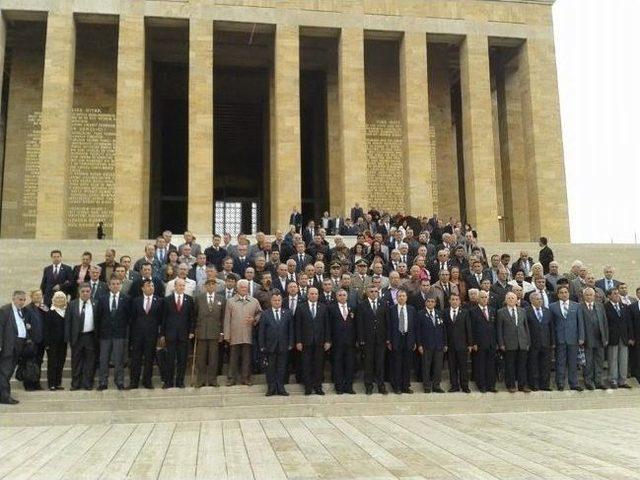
[176,295,182,312]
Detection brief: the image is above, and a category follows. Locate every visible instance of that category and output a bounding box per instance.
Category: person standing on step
[329,289,357,395]
[129,280,163,389]
[259,292,294,396]
[193,279,225,388]
[356,285,388,395]
[416,295,447,394]
[444,292,473,393]
[387,289,417,394]
[65,283,98,391]
[0,291,29,404]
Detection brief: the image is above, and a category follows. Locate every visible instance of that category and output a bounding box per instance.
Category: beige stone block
[188,18,214,235]
[399,31,433,217]
[35,13,75,239]
[519,37,570,242]
[113,15,146,239]
[460,33,501,242]
[270,24,301,233]
[326,54,343,217]
[339,27,366,216]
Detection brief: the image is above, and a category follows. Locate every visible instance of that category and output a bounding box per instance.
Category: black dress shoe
[365,385,373,395]
[177,384,185,389]
[488,388,498,393]
[402,388,413,394]
[541,387,552,391]
[266,391,276,397]
[448,387,460,393]
[570,386,583,392]
[70,386,80,391]
[116,384,125,391]
[556,385,564,391]
[0,397,19,405]
[433,387,445,393]
[423,387,431,394]
[278,390,289,396]
[97,385,107,391]
[208,383,219,388]
[162,383,172,389]
[55,386,65,391]
[462,386,471,393]
[345,389,356,395]
[530,387,538,392]
[84,386,94,391]
[128,384,139,390]
[378,384,388,395]
[33,384,43,391]
[335,389,343,395]
[585,384,595,390]
[315,388,325,396]
[596,384,607,390]
[619,383,632,389]
[304,389,312,396]
[144,384,154,390]
[394,389,402,394]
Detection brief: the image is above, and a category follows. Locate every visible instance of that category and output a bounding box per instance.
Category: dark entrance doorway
[150,63,188,235]
[214,67,268,235]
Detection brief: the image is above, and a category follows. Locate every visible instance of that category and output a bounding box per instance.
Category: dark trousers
[46,341,67,388]
[448,349,469,389]
[555,343,578,388]
[286,349,303,384]
[196,339,220,386]
[71,332,96,389]
[528,346,551,389]
[391,339,412,391]
[130,333,157,387]
[166,338,188,387]
[583,345,605,387]
[362,341,386,387]
[474,349,496,391]
[0,341,23,400]
[99,338,126,387]
[302,344,325,390]
[266,351,288,393]
[228,344,252,384]
[332,344,355,392]
[504,349,528,389]
[421,349,443,390]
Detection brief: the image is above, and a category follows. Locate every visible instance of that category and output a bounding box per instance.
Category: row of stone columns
[4,11,567,241]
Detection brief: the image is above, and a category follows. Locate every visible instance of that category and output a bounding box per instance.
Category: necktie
[311,303,316,318]
[588,303,592,312]
[111,294,117,312]
[430,311,436,326]
[483,307,488,320]
[145,297,151,314]
[299,254,303,264]
[615,304,620,316]
[372,300,377,313]
[452,309,457,322]
[54,265,59,277]
[511,308,517,326]
[177,295,182,312]
[537,308,542,322]
[208,295,214,309]
[91,283,96,296]
[399,306,407,333]
[562,303,568,318]
[341,304,347,320]
[291,298,296,313]
[275,309,280,323]
[17,308,23,319]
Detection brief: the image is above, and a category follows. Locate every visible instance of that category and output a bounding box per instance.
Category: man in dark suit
[525,276,555,309]
[0,291,28,404]
[88,266,109,303]
[526,292,555,391]
[595,266,622,294]
[64,283,97,390]
[350,202,364,223]
[470,290,497,393]
[580,288,608,390]
[129,263,165,298]
[95,277,131,390]
[444,292,473,393]
[232,244,252,277]
[549,285,585,391]
[98,248,119,283]
[604,288,634,389]
[40,249,74,306]
[319,279,336,305]
[204,234,228,271]
[71,251,93,299]
[160,278,195,389]
[387,289,416,394]
[466,259,489,291]
[129,280,163,389]
[289,207,303,233]
[538,237,554,274]
[302,221,317,245]
[357,286,388,395]
[259,292,294,396]
[329,290,357,394]
[416,296,447,393]
[290,242,313,273]
[497,292,531,393]
[295,287,331,395]
[193,279,225,387]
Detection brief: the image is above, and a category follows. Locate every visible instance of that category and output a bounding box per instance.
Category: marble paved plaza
[2,407,640,479]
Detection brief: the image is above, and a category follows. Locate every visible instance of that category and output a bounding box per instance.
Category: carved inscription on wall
[366,119,405,213]
[22,112,41,232]
[430,125,438,214]
[67,107,116,238]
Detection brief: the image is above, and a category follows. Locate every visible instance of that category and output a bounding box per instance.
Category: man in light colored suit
[497,292,530,393]
[580,287,608,390]
[431,270,459,311]
[549,285,585,391]
[194,280,226,387]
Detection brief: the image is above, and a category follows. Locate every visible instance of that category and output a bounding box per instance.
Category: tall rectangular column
[270,24,301,233]
[338,27,366,217]
[0,13,6,206]
[459,34,501,241]
[113,15,146,239]
[519,37,570,242]
[188,19,214,236]
[400,31,434,217]
[35,13,75,239]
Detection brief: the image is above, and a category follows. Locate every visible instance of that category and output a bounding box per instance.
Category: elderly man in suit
[129,279,163,389]
[497,292,531,393]
[295,287,331,395]
[259,292,294,396]
[580,287,609,390]
[417,296,447,393]
[470,290,498,393]
[526,292,555,391]
[444,292,473,393]
[387,289,417,394]
[95,277,131,391]
[40,249,74,306]
[595,266,622,294]
[549,285,585,391]
[223,279,262,386]
[65,283,97,391]
[432,270,459,311]
[0,291,28,404]
[193,279,226,388]
[329,289,357,395]
[604,287,634,389]
[357,285,388,395]
[88,265,108,303]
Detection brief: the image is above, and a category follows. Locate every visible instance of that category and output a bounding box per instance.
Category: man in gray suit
[550,285,585,391]
[497,292,531,393]
[65,283,97,390]
[580,287,608,390]
[0,291,28,404]
[193,279,226,387]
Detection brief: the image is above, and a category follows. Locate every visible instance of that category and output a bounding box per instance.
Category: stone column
[459,34,501,241]
[0,13,6,206]
[338,27,366,217]
[399,31,433,217]
[270,24,301,233]
[113,15,146,239]
[188,18,214,236]
[35,13,75,239]
[519,36,570,242]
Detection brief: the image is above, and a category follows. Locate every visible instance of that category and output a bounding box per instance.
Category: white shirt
[109,292,120,311]
[11,304,27,338]
[288,296,297,314]
[81,300,94,332]
[165,277,196,296]
[397,304,408,333]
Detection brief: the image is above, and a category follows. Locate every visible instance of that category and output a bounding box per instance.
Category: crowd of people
[1,211,639,406]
